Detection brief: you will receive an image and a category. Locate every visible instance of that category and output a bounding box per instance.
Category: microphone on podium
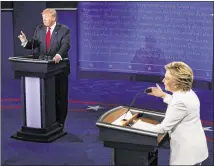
[31,38,35,59]
[31,25,42,59]
[122,88,153,121]
[31,29,37,59]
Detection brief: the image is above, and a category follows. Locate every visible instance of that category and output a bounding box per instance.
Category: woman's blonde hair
[165,61,194,91]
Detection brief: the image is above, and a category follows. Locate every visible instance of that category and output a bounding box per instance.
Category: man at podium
[18,8,70,127]
[147,61,208,165]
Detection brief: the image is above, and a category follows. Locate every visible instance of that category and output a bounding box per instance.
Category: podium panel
[25,77,41,128]
[8,56,69,142]
[96,106,169,165]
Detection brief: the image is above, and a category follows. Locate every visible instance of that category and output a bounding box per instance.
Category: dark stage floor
[1,78,213,165]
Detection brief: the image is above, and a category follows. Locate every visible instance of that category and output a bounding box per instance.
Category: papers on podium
[111,111,157,133]
[112,111,133,125]
[131,120,157,132]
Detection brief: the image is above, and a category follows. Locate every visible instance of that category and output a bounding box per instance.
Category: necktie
[46,27,51,52]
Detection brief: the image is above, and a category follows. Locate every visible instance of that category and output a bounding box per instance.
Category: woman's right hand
[147,84,166,98]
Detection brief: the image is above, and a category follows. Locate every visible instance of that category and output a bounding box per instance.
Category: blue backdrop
[78,2,213,81]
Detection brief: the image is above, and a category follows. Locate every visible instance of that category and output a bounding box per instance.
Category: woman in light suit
[147,61,208,165]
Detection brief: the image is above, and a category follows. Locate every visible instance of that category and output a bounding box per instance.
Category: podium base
[104,141,158,166]
[11,122,67,143]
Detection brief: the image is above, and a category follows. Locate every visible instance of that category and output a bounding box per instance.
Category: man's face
[42,13,55,27]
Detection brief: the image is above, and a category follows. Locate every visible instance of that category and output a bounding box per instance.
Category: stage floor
[1,78,213,165]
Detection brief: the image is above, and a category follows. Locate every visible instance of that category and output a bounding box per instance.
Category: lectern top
[8,55,69,76]
[96,106,166,137]
[8,56,69,64]
[96,106,169,147]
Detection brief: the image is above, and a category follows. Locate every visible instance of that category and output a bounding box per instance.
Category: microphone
[31,38,35,59]
[122,91,143,121]
[122,88,152,121]
[144,88,152,93]
[31,25,42,59]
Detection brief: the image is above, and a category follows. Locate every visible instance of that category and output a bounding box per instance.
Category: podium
[96,106,169,166]
[8,55,69,143]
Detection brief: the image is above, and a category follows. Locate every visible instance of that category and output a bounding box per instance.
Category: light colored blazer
[153,90,208,165]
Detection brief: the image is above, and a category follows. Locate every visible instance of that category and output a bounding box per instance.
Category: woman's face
[162,70,176,92]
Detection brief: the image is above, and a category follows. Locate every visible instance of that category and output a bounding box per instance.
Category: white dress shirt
[47,21,56,35]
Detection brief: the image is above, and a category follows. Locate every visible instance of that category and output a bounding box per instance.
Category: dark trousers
[55,73,69,125]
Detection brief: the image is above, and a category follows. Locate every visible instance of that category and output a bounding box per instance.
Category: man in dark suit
[18,8,70,128]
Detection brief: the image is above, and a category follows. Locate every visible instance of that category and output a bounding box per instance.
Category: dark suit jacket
[25,22,71,73]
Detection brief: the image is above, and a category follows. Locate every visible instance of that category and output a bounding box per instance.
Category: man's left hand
[53,54,61,63]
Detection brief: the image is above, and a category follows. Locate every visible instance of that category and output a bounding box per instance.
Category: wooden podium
[8,55,69,143]
[96,106,169,166]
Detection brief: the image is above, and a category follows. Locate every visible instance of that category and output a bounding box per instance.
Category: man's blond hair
[165,61,194,91]
[41,8,57,20]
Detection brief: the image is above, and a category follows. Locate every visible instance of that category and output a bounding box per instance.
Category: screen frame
[77,70,212,90]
